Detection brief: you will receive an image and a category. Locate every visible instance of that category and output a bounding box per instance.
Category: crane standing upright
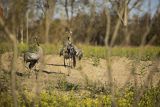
[24,37,43,70]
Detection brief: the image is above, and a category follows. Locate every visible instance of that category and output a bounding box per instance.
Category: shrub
[0,42,11,54]
[56,76,79,91]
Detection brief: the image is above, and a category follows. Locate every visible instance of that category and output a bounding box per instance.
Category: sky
[131,0,160,17]
[54,0,160,19]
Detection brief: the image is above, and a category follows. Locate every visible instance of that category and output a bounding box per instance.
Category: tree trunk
[44,0,55,44]
[45,12,50,44]
[124,26,130,45]
[65,0,69,22]
[11,37,18,107]
[70,0,75,27]
[20,26,23,44]
[26,11,29,44]
[124,0,129,45]
[0,18,18,107]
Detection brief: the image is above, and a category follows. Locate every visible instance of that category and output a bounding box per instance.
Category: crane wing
[25,52,40,60]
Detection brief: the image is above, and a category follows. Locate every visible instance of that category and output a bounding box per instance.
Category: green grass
[0,42,12,54]
[0,43,160,61]
[0,43,160,107]
[79,45,160,61]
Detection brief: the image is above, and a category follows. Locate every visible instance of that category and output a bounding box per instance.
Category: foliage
[85,81,111,96]
[56,75,79,91]
[138,86,160,107]
[0,85,159,107]
[41,44,60,55]
[18,43,60,54]
[0,42,11,54]
[0,70,10,92]
[18,43,29,53]
[92,56,100,66]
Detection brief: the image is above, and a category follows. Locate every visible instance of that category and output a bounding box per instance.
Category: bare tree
[0,0,28,106]
[103,0,154,106]
[64,0,69,21]
[70,0,75,26]
[0,13,18,107]
[44,0,55,44]
[109,0,144,45]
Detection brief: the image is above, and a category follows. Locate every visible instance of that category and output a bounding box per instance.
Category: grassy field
[0,43,160,107]
[79,45,160,61]
[19,43,160,61]
[0,42,159,60]
[0,79,159,107]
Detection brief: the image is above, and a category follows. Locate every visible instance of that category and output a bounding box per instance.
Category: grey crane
[60,43,76,67]
[75,48,83,60]
[24,37,43,70]
[60,44,83,67]
[60,31,83,67]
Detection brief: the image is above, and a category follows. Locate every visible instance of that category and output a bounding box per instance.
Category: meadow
[1,42,160,60]
[0,86,159,107]
[0,43,160,107]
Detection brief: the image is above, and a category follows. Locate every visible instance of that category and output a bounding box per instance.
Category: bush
[18,43,29,53]
[0,42,11,54]
[0,85,159,107]
[56,76,79,91]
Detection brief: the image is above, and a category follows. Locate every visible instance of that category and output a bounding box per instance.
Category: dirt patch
[1,53,160,88]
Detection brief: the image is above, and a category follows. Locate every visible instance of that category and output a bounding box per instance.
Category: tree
[148,6,160,45]
[0,0,29,106]
[109,0,144,45]
[44,0,55,44]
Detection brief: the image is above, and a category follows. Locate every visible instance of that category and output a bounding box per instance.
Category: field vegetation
[0,0,160,107]
[0,43,160,107]
[1,43,160,61]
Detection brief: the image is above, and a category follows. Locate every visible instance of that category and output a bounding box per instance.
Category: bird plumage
[60,43,83,67]
[24,37,43,70]
[75,49,83,60]
[24,52,40,62]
